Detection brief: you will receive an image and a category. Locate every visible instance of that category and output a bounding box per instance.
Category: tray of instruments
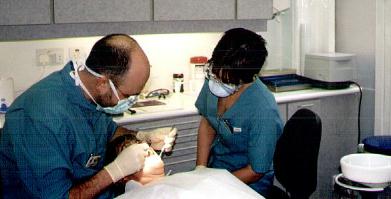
[260,74,312,92]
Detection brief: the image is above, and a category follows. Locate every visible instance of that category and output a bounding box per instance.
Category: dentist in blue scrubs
[195,28,283,198]
[0,34,176,199]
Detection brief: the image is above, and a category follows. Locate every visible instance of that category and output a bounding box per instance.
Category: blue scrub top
[195,78,283,196]
[0,62,118,199]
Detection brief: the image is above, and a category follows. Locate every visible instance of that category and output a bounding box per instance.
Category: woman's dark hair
[85,33,138,84]
[210,28,268,85]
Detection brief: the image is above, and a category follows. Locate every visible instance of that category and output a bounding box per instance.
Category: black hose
[348,81,363,145]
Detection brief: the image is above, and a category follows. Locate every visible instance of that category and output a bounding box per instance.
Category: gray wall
[335,0,376,141]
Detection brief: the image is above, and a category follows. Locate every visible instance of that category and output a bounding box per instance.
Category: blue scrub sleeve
[248,109,282,174]
[106,116,118,141]
[11,103,73,198]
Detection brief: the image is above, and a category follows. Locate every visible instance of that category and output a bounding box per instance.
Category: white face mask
[203,62,240,98]
[208,79,238,97]
[69,61,137,114]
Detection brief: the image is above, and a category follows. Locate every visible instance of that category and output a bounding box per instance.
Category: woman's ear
[95,76,110,95]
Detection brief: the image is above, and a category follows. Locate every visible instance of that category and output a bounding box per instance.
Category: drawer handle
[297,103,314,108]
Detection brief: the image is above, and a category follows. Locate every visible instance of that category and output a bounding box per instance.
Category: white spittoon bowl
[340,153,391,184]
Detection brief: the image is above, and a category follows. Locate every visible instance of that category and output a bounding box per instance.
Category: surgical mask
[69,61,137,114]
[203,62,240,97]
[208,79,239,97]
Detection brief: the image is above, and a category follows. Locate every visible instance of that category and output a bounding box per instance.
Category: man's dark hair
[210,28,268,85]
[85,33,138,84]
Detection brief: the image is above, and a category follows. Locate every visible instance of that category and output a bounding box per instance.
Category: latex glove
[136,127,177,152]
[104,143,149,183]
[128,151,165,185]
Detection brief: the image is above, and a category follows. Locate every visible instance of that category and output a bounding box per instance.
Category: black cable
[348,81,363,145]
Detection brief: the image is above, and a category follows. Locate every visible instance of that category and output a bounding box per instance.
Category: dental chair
[270,108,322,199]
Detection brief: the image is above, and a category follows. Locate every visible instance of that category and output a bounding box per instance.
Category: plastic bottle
[172,73,184,93]
[0,98,8,113]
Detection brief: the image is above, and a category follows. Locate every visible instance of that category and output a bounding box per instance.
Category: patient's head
[106,134,165,185]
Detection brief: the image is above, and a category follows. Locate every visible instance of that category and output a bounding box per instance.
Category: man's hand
[104,143,149,183]
[136,127,177,151]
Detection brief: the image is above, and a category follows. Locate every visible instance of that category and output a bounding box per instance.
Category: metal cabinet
[0,0,50,25]
[123,115,200,174]
[0,0,270,40]
[54,0,152,23]
[277,95,359,199]
[316,95,359,198]
[237,0,273,19]
[153,0,235,21]
[278,104,287,123]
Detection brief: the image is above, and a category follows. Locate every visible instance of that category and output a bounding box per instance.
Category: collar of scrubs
[211,77,262,119]
[60,61,99,111]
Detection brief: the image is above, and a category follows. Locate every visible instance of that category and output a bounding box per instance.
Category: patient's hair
[105,134,139,164]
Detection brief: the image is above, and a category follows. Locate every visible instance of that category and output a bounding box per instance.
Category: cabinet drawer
[0,0,50,25]
[54,0,151,23]
[173,140,197,150]
[154,0,235,21]
[163,146,197,164]
[177,132,198,143]
[165,159,196,174]
[287,99,321,119]
[176,128,198,137]
[237,0,273,19]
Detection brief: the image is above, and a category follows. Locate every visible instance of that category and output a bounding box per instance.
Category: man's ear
[95,76,110,95]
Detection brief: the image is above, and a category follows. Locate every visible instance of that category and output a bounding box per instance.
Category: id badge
[233,127,242,133]
[85,154,101,168]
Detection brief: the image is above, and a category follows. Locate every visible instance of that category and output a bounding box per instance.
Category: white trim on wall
[375,0,391,135]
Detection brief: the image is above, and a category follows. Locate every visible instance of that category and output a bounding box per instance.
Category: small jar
[173,73,184,93]
[189,56,208,94]
[190,56,208,80]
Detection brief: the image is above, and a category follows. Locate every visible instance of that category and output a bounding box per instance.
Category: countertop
[0,86,360,129]
[114,85,360,125]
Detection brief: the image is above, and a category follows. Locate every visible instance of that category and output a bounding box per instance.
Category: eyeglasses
[146,89,170,99]
[82,63,138,101]
[108,80,138,102]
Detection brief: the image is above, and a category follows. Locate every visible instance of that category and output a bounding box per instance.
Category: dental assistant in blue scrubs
[195,28,283,198]
[0,34,176,199]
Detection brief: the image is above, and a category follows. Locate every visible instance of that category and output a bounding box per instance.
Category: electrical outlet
[36,48,64,67]
[69,47,87,65]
